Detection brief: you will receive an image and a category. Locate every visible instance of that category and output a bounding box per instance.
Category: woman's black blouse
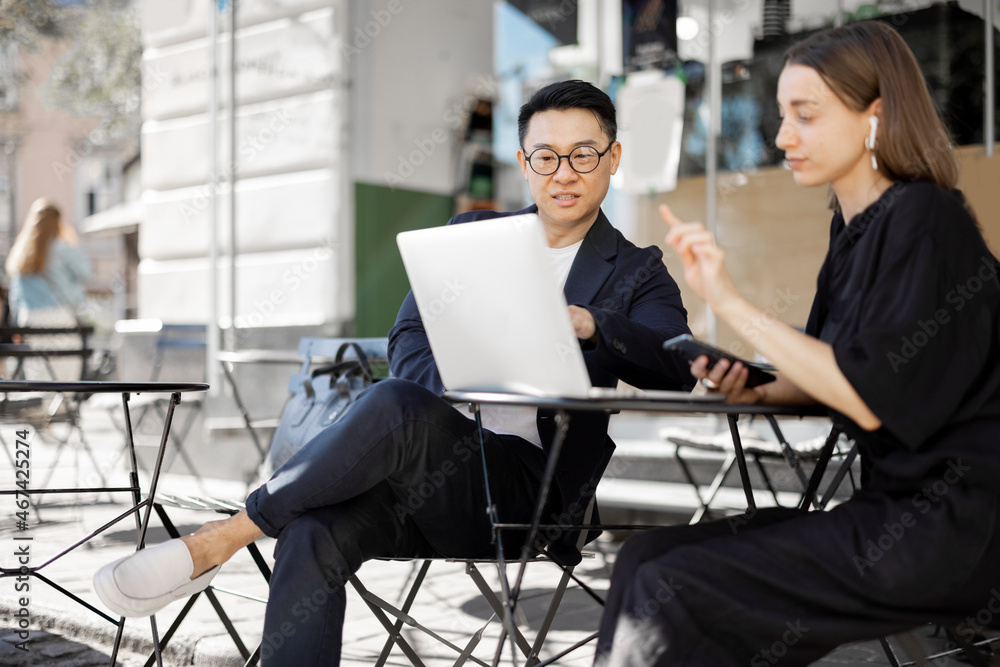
[805,181,1000,491]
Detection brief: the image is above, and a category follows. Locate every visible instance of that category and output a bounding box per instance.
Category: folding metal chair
[347,496,602,667]
[130,324,207,478]
[92,322,208,489]
[347,551,600,667]
[661,416,855,523]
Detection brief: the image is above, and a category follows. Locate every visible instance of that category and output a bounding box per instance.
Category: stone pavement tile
[0,625,144,666]
[0,591,200,666]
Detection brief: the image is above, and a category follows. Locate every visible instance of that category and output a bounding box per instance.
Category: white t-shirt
[472,239,585,447]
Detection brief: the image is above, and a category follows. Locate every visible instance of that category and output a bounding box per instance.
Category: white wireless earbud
[865,116,879,170]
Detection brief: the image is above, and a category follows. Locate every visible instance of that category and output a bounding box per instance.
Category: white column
[705,0,719,345]
[207,0,220,395]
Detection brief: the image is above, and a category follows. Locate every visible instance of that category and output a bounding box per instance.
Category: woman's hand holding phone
[663,334,775,403]
[691,354,766,404]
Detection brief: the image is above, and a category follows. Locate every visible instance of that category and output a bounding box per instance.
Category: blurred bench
[0,325,94,383]
[0,326,103,495]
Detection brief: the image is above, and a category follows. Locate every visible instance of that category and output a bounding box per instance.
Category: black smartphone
[663,334,777,388]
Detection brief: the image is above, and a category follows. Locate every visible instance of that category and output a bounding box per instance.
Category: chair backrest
[151,324,207,381]
[0,325,94,382]
[296,337,389,367]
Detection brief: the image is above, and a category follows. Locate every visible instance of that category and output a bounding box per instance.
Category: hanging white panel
[613,71,685,194]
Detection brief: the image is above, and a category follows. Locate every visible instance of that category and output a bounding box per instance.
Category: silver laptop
[396,214,702,401]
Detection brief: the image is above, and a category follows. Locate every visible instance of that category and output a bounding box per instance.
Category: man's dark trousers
[244,378,551,665]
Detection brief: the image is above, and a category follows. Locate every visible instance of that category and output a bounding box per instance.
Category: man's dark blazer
[388,205,692,564]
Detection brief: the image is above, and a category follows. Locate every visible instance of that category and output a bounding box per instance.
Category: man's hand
[568,305,598,343]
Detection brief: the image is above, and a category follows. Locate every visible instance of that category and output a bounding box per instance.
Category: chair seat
[156,493,247,514]
[661,426,832,458]
[202,416,280,431]
[372,552,596,565]
[652,423,854,523]
[597,477,803,513]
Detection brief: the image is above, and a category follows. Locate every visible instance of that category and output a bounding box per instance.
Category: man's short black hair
[517,79,617,148]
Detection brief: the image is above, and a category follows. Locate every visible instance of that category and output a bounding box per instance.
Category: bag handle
[335,342,374,382]
[310,342,375,383]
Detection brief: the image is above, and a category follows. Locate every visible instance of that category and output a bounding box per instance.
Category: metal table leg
[110,391,184,667]
[476,405,571,667]
[727,414,757,513]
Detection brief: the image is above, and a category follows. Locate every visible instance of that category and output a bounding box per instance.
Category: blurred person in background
[4,198,92,381]
[6,197,91,328]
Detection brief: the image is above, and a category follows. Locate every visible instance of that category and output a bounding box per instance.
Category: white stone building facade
[139,0,494,332]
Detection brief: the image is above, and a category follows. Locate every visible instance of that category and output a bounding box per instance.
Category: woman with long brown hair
[6,197,91,327]
[595,21,1000,665]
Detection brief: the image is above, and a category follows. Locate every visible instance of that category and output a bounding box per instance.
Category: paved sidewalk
[0,403,990,665]
[0,402,610,666]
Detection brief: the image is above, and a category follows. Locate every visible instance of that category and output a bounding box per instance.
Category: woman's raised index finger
[659,204,684,228]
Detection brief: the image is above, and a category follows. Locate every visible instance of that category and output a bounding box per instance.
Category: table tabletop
[444,390,829,418]
[0,380,209,394]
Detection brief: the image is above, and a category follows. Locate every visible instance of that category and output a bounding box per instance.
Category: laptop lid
[396,214,593,398]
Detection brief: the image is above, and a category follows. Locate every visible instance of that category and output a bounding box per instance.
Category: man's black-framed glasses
[523,143,614,175]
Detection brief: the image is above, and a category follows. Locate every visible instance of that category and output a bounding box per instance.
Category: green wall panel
[354,182,455,337]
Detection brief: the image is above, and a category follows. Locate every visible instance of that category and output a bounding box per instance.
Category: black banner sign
[623,0,678,71]
[508,0,579,46]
